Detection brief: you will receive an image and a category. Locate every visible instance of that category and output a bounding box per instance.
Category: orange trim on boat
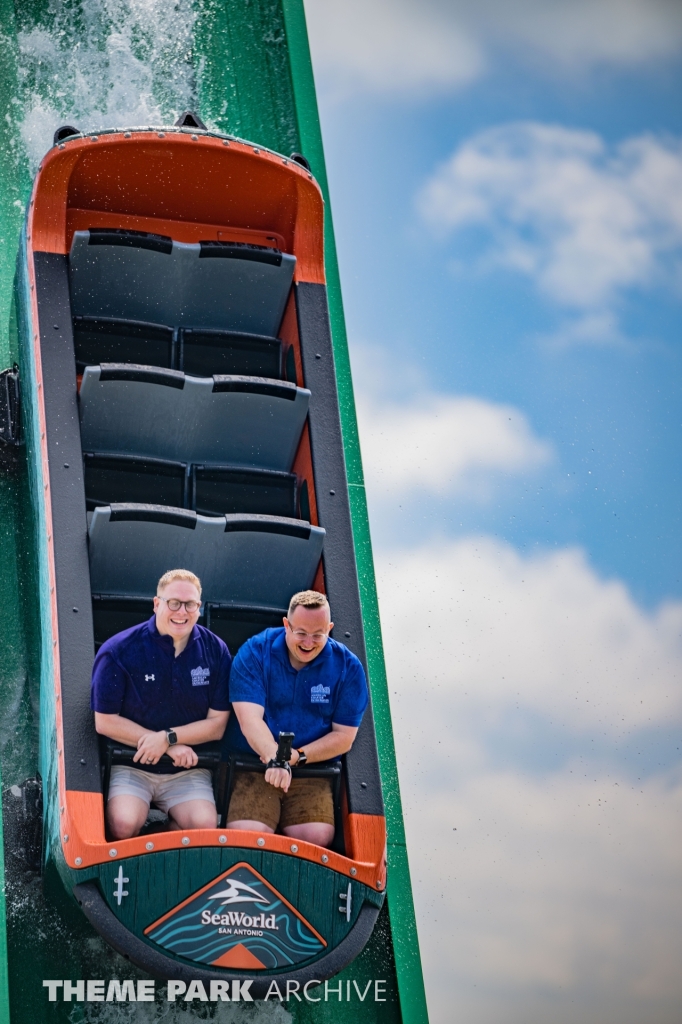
[62,790,385,890]
[30,132,325,284]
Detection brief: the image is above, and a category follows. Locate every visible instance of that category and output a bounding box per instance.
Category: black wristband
[267,758,291,772]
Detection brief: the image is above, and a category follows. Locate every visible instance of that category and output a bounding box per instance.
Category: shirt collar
[146,615,200,652]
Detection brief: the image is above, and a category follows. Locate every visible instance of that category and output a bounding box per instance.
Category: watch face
[167,730,177,745]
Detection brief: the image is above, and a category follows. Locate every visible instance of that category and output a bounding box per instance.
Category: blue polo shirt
[91,616,231,773]
[224,627,368,754]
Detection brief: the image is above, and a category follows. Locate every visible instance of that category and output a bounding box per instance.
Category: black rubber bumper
[73,881,380,998]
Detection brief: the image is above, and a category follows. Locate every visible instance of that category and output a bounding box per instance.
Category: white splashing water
[17,0,197,172]
[68,997,294,1024]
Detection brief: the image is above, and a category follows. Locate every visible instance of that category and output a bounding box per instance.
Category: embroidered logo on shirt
[191,666,210,687]
[310,683,330,704]
[145,674,155,682]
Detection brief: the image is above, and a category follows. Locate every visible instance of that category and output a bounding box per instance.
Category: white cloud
[418,123,682,330]
[304,0,682,97]
[355,389,552,500]
[304,0,484,97]
[404,768,682,1024]
[379,537,682,739]
[376,537,682,1021]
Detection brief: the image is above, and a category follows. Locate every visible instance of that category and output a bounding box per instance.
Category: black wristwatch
[166,729,178,746]
[295,748,307,766]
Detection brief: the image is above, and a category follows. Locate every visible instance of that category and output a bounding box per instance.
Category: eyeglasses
[158,597,201,613]
[286,624,329,643]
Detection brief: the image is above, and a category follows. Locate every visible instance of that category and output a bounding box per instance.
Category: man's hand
[167,744,198,769]
[133,730,170,765]
[264,765,292,792]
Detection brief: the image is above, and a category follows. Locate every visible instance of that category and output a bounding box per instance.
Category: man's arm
[292,723,358,764]
[232,703,358,791]
[95,709,229,769]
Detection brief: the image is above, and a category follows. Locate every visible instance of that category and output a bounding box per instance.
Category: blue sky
[305,2,682,1021]
[313,45,682,608]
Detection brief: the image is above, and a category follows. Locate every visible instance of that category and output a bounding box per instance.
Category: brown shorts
[226,772,334,832]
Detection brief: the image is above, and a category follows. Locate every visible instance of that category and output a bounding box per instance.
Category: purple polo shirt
[91,616,231,773]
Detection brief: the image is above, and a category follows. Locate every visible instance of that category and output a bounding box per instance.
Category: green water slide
[0,1,427,1021]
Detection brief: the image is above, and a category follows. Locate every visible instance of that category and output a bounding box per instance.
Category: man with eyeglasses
[91,569,231,839]
[224,590,368,847]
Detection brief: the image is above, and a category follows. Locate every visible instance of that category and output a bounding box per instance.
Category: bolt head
[62,835,69,842]
[321,854,329,863]
[109,849,117,857]
[75,857,82,866]
[145,842,154,851]
[181,836,190,846]
[350,867,357,876]
[376,880,384,889]
[218,835,227,844]
[290,844,298,853]
[257,837,265,847]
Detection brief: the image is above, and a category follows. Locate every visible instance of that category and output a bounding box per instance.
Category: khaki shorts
[108,766,216,815]
[226,772,334,831]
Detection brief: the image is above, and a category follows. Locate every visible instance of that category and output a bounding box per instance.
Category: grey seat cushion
[88,505,324,609]
[79,365,310,472]
[69,230,296,337]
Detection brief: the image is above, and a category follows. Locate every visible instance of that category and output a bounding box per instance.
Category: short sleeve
[91,650,129,714]
[208,641,232,712]
[332,653,369,728]
[229,636,267,706]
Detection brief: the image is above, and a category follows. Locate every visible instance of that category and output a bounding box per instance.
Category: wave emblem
[144,862,327,969]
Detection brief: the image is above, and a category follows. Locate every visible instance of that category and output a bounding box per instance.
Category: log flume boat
[15,118,386,996]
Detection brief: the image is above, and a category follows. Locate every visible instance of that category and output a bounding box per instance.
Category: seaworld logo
[200,910,277,930]
[191,666,210,686]
[145,862,326,969]
[208,879,268,906]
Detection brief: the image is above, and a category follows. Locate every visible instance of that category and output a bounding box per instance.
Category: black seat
[192,465,297,517]
[74,317,174,373]
[204,603,286,653]
[79,366,310,473]
[73,317,288,380]
[88,505,325,612]
[92,594,162,648]
[84,453,188,510]
[181,328,283,379]
[69,229,296,337]
[83,453,297,519]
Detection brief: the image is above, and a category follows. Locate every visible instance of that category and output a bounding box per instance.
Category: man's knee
[169,799,218,830]
[283,822,335,847]
[107,800,148,839]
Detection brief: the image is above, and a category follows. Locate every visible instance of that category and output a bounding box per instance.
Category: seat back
[204,603,286,653]
[192,465,297,517]
[181,328,282,379]
[74,318,285,378]
[79,366,310,472]
[88,504,325,609]
[73,317,174,373]
[84,453,188,510]
[83,454,297,519]
[91,595,155,647]
[69,230,296,337]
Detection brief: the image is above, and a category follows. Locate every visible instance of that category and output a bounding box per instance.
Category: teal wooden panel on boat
[96,847,381,971]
